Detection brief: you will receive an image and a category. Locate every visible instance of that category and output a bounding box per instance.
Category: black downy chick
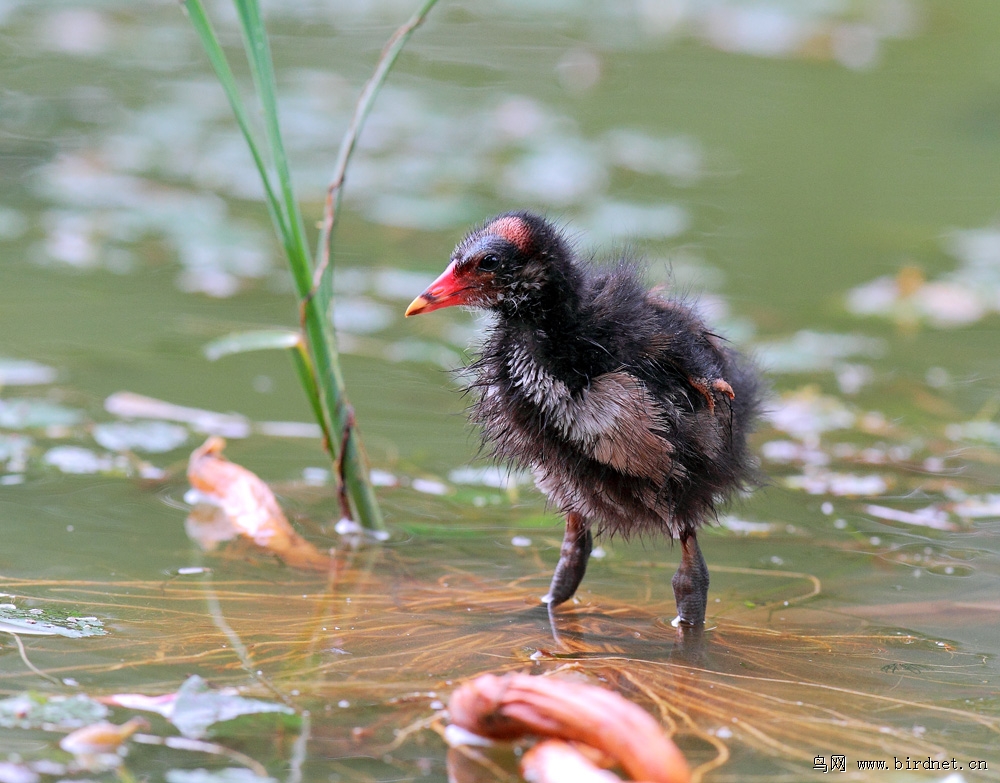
[405,211,763,626]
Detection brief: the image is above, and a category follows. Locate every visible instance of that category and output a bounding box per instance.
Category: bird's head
[405,211,577,320]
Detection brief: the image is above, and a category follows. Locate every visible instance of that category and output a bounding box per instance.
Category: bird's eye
[478,254,500,272]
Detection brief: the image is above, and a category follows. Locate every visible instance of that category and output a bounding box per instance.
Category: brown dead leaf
[521,739,623,783]
[186,436,333,571]
[60,716,149,755]
[448,673,690,783]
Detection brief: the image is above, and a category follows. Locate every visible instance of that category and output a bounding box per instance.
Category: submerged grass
[181,0,440,532]
[2,558,996,781]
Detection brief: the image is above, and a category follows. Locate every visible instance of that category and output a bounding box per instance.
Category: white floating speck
[720,516,775,534]
[369,469,398,487]
[864,504,956,531]
[444,724,494,748]
[412,478,449,496]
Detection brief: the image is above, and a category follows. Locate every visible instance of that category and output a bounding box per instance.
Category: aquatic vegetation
[180,0,443,532]
[0,692,108,730]
[102,675,296,740]
[0,565,995,780]
[0,606,106,639]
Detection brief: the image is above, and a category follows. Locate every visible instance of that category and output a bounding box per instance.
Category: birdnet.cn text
[813,755,989,773]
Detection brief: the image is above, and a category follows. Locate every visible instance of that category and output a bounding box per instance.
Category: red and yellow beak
[405,261,469,316]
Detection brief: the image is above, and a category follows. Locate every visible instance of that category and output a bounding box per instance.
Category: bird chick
[406,211,763,626]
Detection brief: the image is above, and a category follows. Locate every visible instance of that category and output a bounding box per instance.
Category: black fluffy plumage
[406,211,764,626]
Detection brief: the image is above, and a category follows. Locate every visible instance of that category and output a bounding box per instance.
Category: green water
[1,1,999,780]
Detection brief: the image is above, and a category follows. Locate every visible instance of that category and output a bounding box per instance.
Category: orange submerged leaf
[186,436,333,571]
[60,716,149,755]
[448,673,690,783]
[521,739,623,783]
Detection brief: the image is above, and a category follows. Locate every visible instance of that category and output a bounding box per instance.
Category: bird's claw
[688,376,735,415]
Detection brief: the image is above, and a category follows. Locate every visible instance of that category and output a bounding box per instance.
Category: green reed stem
[182,0,439,531]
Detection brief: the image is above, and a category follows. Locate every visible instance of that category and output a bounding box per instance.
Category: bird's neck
[501,258,585,329]
[494,272,605,389]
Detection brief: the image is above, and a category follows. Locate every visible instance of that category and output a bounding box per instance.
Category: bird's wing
[559,371,677,480]
[641,297,736,414]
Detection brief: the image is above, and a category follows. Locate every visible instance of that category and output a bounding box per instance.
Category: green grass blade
[183,0,442,534]
[232,0,312,296]
[315,0,441,272]
[302,0,439,533]
[181,0,291,254]
[287,341,333,451]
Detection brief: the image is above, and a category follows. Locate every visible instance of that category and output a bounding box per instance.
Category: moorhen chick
[405,211,763,626]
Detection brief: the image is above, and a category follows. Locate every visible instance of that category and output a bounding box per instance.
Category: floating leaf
[0,434,32,472]
[0,605,106,638]
[755,330,885,373]
[0,399,83,429]
[93,420,189,453]
[950,494,1000,519]
[719,515,777,535]
[784,471,890,497]
[0,761,38,783]
[105,392,250,438]
[255,421,323,438]
[766,388,855,440]
[0,693,107,730]
[166,768,276,783]
[448,465,530,489]
[864,504,958,531]
[846,272,988,328]
[845,226,1000,330]
[0,359,58,386]
[105,675,295,740]
[99,691,178,719]
[586,200,690,243]
[945,420,1000,447]
[411,477,449,496]
[42,446,120,475]
[760,439,830,466]
[203,329,302,362]
[332,297,394,334]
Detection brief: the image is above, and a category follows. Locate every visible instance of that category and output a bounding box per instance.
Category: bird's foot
[670,601,706,627]
[542,512,592,608]
[671,567,709,625]
[671,534,709,626]
[688,376,735,415]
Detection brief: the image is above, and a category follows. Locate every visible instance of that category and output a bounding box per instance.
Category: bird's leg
[687,376,735,415]
[671,532,709,626]
[543,511,592,609]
